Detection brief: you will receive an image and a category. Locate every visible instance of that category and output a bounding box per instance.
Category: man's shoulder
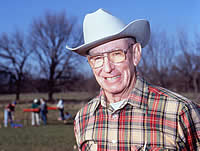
[75,97,100,120]
[145,83,200,118]
[148,84,197,108]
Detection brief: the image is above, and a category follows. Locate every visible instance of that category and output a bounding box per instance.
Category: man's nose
[103,57,113,73]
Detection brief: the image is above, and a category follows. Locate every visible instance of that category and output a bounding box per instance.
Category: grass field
[0,101,81,151]
[0,92,96,103]
[0,92,91,151]
[0,125,76,151]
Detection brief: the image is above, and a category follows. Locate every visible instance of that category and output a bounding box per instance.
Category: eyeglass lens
[90,49,126,68]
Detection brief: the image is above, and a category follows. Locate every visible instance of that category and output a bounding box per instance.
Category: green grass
[0,92,96,102]
[0,125,77,151]
[0,99,84,151]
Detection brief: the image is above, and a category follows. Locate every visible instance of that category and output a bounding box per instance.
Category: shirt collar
[90,76,149,114]
[127,76,149,110]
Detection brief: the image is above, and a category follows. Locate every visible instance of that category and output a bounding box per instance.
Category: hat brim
[66,19,150,56]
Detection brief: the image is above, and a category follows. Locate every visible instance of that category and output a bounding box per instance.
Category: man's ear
[132,43,141,66]
[87,56,93,67]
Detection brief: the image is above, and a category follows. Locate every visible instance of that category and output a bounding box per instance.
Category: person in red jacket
[4,101,16,127]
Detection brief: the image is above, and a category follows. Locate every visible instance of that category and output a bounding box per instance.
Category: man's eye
[114,52,121,55]
[94,56,103,60]
[112,51,123,56]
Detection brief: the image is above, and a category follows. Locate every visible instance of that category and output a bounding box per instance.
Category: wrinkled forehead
[88,38,134,56]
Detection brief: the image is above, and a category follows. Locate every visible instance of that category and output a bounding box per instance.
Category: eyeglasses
[87,44,134,69]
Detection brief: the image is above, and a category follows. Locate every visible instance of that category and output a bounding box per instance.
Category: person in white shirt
[57,99,65,121]
[31,99,40,126]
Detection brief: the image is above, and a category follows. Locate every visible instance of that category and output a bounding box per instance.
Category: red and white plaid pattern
[74,76,200,151]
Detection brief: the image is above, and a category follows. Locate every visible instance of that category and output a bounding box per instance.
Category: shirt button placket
[112,139,117,144]
[112,114,118,119]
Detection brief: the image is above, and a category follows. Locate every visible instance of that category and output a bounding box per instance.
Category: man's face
[88,38,141,96]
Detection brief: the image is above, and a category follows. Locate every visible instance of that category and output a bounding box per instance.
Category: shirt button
[112,140,117,144]
[112,114,118,119]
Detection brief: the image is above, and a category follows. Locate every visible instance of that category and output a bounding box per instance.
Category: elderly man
[67,9,200,150]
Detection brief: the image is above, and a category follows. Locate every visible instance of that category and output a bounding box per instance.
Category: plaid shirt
[74,76,200,151]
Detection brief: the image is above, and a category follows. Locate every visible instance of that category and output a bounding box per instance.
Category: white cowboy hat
[66,8,150,56]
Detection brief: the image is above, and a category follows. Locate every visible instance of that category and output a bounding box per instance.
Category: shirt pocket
[131,145,175,151]
[131,145,142,151]
[81,140,97,151]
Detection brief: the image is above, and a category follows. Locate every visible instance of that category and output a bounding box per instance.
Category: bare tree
[194,30,200,94]
[138,30,175,88]
[173,30,200,93]
[0,31,32,100]
[30,11,83,101]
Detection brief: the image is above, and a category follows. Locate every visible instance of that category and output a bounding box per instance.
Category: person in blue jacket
[40,98,48,125]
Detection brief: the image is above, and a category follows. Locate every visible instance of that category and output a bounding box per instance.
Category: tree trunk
[16,92,20,101]
[48,79,54,102]
[15,79,21,101]
[193,72,198,94]
[48,91,53,102]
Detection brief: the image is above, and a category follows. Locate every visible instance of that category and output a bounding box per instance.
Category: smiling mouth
[105,75,120,81]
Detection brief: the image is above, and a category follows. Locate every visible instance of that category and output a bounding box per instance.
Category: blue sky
[0,0,200,35]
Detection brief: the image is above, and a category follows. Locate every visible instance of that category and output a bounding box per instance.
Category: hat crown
[83,9,126,44]
[66,8,150,56]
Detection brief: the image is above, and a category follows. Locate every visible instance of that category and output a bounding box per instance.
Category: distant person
[4,101,16,127]
[40,98,48,125]
[31,99,40,126]
[57,99,65,121]
[67,9,200,150]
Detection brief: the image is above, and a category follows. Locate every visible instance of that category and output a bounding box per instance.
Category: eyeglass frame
[87,43,135,69]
